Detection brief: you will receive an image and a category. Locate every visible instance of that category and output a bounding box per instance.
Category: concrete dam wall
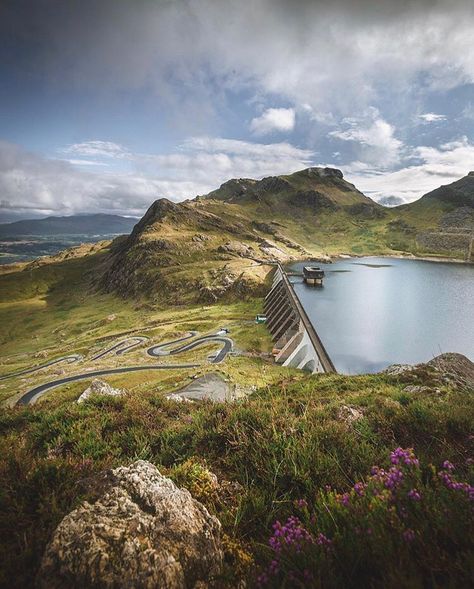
[264,264,336,374]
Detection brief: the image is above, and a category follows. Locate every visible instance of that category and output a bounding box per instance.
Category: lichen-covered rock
[427,353,474,391]
[384,353,474,392]
[77,379,125,403]
[337,404,364,424]
[37,461,223,589]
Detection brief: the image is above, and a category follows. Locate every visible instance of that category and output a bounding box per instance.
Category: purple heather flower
[269,517,313,554]
[384,467,404,490]
[442,460,455,471]
[408,489,421,501]
[390,447,419,467]
[338,492,350,507]
[316,532,332,547]
[354,482,366,496]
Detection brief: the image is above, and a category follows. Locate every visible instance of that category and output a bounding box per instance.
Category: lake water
[288,257,474,374]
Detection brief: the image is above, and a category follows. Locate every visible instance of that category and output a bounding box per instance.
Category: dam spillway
[264,264,336,374]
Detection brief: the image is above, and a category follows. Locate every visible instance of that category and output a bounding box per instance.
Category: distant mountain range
[0,214,138,237]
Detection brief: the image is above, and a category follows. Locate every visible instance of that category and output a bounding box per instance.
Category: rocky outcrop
[217,241,256,258]
[384,353,474,392]
[77,379,125,403]
[416,231,472,259]
[37,461,223,589]
[289,190,337,212]
[427,353,474,390]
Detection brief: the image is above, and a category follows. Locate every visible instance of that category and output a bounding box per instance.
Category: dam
[264,264,336,374]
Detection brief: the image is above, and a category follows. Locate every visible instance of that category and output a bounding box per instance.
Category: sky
[1,0,474,221]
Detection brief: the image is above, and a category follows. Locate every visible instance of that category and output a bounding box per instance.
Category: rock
[403,385,436,394]
[427,353,474,390]
[106,313,117,322]
[77,379,125,403]
[217,241,254,258]
[166,393,194,403]
[384,354,474,392]
[383,363,415,376]
[259,239,290,261]
[337,404,364,424]
[37,461,223,589]
[34,350,48,359]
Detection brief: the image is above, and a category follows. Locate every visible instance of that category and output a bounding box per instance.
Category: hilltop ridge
[99,167,473,303]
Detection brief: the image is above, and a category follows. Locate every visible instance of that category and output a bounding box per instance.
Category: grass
[0,371,472,588]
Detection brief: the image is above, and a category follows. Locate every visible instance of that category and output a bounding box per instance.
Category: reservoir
[288,257,474,374]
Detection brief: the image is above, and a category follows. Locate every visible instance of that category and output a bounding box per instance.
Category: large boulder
[77,379,125,403]
[37,461,223,589]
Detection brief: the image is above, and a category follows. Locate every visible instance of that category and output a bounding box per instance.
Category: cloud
[250,108,295,135]
[64,141,129,159]
[0,137,314,218]
[344,136,474,203]
[418,113,447,123]
[3,0,474,123]
[329,109,404,169]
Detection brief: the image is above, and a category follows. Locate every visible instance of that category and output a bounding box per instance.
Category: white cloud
[250,108,295,135]
[64,141,129,159]
[329,109,404,169]
[345,136,474,203]
[0,137,314,217]
[418,113,447,123]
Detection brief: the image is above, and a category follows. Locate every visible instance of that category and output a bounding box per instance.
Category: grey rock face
[37,461,223,589]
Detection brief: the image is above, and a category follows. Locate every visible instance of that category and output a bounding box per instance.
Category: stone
[37,461,223,589]
[106,313,117,322]
[383,363,415,376]
[337,404,364,424]
[427,353,474,391]
[77,379,125,403]
[166,393,194,403]
[403,385,435,394]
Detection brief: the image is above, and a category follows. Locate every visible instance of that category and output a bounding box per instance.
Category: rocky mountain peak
[301,167,344,180]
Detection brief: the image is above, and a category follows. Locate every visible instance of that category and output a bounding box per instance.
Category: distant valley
[0,214,138,264]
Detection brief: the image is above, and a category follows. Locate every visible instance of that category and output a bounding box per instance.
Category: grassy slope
[0,367,472,587]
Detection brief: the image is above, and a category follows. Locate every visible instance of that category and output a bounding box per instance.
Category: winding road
[16,363,200,405]
[91,337,149,360]
[147,333,232,364]
[0,355,82,381]
[13,331,234,406]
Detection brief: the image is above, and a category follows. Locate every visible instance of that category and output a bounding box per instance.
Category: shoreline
[317,252,472,266]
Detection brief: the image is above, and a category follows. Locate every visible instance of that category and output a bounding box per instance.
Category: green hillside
[100,167,474,304]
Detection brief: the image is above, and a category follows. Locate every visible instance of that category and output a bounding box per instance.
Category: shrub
[258,448,473,588]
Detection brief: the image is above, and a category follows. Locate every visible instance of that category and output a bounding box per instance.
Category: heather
[0,371,473,587]
[258,448,473,588]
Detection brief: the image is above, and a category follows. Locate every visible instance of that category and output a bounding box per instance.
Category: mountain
[0,214,138,237]
[100,168,474,303]
[391,172,474,257]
